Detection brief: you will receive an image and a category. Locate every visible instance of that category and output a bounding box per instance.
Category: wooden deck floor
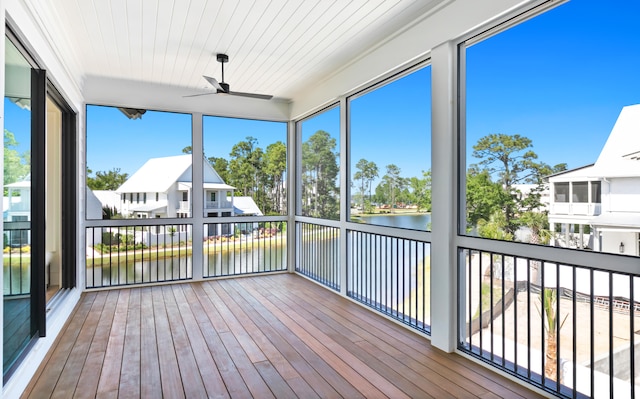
[22,274,543,398]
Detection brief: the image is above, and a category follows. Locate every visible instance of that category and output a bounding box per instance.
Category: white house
[116,154,235,219]
[548,104,640,256]
[4,175,31,247]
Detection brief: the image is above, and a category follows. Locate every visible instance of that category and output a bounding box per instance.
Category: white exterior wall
[602,231,638,257]
[607,178,640,213]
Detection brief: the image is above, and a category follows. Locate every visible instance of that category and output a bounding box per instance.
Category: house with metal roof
[116,154,235,219]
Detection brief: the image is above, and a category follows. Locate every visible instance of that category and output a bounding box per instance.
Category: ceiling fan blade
[228,91,273,100]
[203,75,224,91]
[182,92,216,98]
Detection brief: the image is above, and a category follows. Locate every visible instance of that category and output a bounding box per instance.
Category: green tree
[465,168,509,230]
[263,141,287,214]
[208,156,230,183]
[477,210,513,241]
[87,168,129,190]
[228,136,263,196]
[301,130,339,219]
[470,134,566,237]
[407,170,432,212]
[4,129,30,194]
[381,164,404,213]
[471,134,539,234]
[354,159,378,211]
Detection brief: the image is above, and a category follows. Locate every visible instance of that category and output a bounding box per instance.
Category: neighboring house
[92,190,121,215]
[548,104,640,256]
[117,154,235,219]
[4,175,31,247]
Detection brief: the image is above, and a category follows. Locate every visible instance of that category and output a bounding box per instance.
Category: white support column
[339,97,348,296]
[287,120,297,272]
[430,41,458,352]
[191,113,204,281]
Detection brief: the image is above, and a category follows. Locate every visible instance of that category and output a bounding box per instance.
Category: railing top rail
[295,216,433,242]
[85,215,287,228]
[458,235,640,276]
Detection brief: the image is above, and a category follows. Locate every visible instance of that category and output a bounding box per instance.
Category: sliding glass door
[3,30,76,382]
[3,35,36,377]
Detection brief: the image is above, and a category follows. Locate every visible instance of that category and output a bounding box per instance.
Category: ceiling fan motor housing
[218,82,230,93]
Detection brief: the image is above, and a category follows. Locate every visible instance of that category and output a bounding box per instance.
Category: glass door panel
[45,97,62,301]
[3,36,34,376]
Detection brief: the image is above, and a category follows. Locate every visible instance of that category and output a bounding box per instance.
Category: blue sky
[6,1,640,186]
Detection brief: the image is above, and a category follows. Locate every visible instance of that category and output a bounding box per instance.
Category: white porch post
[430,41,457,352]
[191,113,204,281]
[579,224,584,248]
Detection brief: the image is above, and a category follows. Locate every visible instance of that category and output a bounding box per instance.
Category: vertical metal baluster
[590,269,595,398]
[527,258,531,379]
[468,249,472,350]
[572,266,577,399]
[513,255,518,373]
[501,253,505,367]
[479,251,484,357]
[541,260,545,387]
[609,272,614,399]
[556,263,561,393]
[631,275,636,399]
[490,252,494,362]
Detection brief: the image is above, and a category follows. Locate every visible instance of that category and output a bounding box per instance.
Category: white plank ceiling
[24,0,446,102]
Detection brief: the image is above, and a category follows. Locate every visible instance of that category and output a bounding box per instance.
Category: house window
[298,106,340,220]
[136,193,140,203]
[155,192,159,201]
[129,193,133,202]
[348,64,431,229]
[182,191,188,201]
[554,183,569,202]
[210,192,216,202]
[591,181,601,203]
[572,182,588,203]
[143,193,147,204]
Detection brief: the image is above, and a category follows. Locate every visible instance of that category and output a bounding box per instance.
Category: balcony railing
[551,202,601,216]
[294,221,431,335]
[3,223,30,296]
[459,247,639,398]
[205,200,232,209]
[348,230,430,335]
[86,224,192,288]
[295,222,340,290]
[203,221,287,277]
[178,201,190,211]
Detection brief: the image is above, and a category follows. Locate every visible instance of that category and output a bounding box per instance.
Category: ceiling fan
[185,53,273,100]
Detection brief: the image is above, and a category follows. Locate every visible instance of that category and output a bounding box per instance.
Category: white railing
[551,202,601,216]
[205,200,232,209]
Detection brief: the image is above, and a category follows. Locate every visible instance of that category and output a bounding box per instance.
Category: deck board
[22,274,545,399]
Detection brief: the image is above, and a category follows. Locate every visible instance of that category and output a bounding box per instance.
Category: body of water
[357,213,431,231]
